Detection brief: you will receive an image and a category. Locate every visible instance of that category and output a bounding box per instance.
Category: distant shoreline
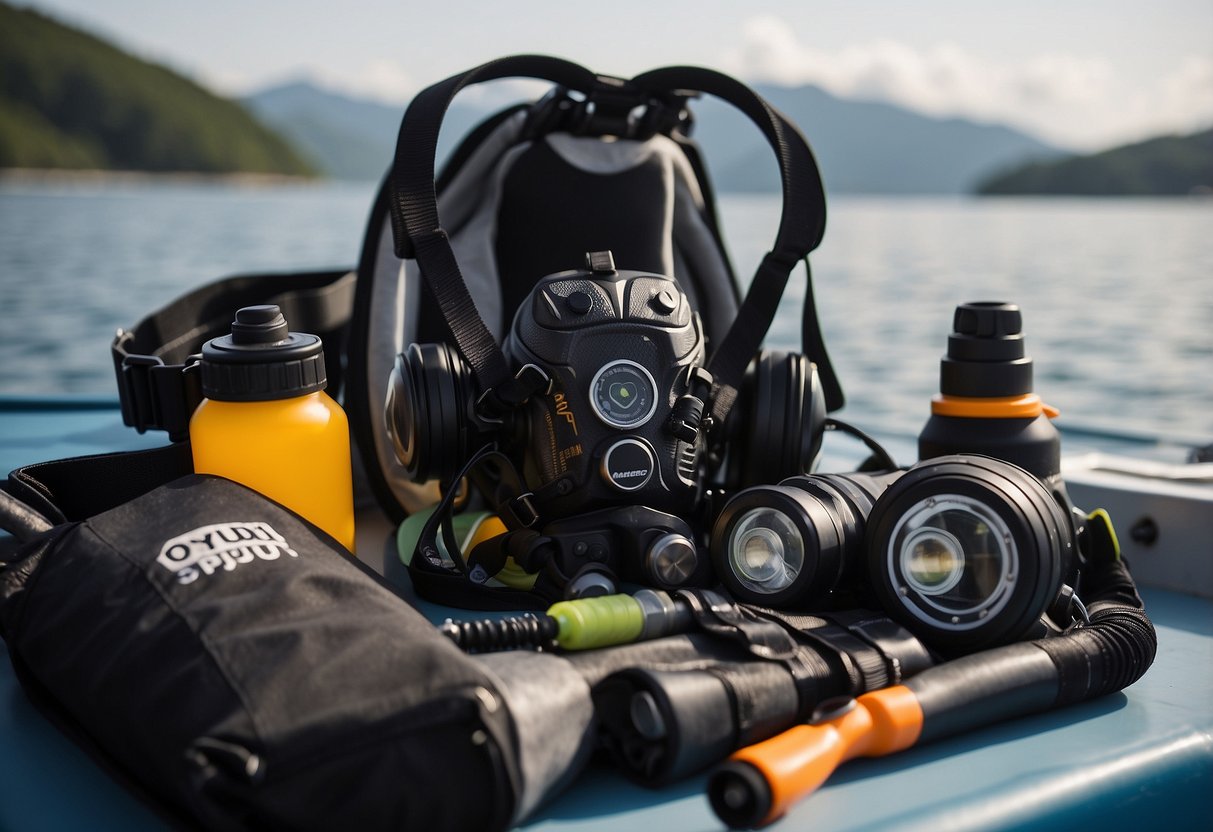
[2,169,1208,198]
[0,168,323,187]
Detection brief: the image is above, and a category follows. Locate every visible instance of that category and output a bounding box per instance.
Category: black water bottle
[918,301,1061,480]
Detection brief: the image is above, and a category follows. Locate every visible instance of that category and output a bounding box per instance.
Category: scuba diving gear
[707,532,1155,828]
[864,454,1080,653]
[388,252,829,604]
[386,253,714,517]
[23,48,1160,832]
[190,305,356,552]
[359,54,839,526]
[711,469,902,608]
[439,585,936,787]
[711,453,1086,654]
[589,606,934,785]
[711,302,1100,655]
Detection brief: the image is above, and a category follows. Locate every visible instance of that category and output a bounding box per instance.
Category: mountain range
[11,1,1204,195]
[244,80,1063,194]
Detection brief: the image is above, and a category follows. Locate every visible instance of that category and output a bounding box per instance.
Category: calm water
[1,181,1210,442]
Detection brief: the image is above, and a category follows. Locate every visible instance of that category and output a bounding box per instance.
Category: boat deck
[1,398,1210,830]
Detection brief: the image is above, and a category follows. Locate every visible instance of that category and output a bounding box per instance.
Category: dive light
[865,454,1075,652]
[711,454,1080,653]
[710,470,901,608]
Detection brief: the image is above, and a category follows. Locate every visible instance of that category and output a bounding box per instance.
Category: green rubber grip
[548,594,645,650]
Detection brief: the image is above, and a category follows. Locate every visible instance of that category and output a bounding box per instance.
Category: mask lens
[729,508,804,594]
[889,494,1017,624]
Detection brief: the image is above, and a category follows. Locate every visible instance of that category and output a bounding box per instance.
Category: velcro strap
[676,590,831,718]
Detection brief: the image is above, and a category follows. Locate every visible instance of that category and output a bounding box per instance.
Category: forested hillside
[977,129,1212,195]
[0,2,314,175]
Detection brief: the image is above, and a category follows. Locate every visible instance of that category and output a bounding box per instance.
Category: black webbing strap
[388,56,841,422]
[630,66,839,416]
[111,270,355,441]
[389,55,602,416]
[676,589,832,718]
[752,606,935,694]
[4,443,193,526]
[405,444,565,611]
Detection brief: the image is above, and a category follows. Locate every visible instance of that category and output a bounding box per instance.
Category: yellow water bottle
[190,305,356,553]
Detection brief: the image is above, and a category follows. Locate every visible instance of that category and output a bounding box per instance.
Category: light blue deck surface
[1,399,1210,830]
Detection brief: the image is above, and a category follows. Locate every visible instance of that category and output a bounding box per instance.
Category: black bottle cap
[199,305,327,401]
[939,301,1033,397]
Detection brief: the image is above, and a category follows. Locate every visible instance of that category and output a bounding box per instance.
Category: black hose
[907,599,1156,743]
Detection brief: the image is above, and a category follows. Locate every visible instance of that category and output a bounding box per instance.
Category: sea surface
[1,180,1210,443]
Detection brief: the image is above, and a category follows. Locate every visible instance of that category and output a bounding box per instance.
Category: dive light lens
[901,527,966,596]
[888,494,1017,624]
[866,454,1074,654]
[712,472,899,607]
[729,507,804,594]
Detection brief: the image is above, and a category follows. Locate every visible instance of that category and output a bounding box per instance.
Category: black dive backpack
[348,55,843,524]
[112,54,843,529]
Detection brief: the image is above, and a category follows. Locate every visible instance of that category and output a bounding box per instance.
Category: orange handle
[713,686,924,827]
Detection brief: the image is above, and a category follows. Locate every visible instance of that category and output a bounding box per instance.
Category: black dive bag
[0,473,519,831]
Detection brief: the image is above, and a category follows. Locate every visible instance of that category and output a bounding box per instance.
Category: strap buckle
[114,332,201,442]
[502,492,540,530]
[476,363,552,420]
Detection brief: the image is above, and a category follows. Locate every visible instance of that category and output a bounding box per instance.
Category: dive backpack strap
[112,269,355,440]
[389,56,842,431]
[630,66,842,418]
[389,55,603,418]
[752,606,935,695]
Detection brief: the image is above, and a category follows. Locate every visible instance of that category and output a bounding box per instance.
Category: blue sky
[17,0,1213,150]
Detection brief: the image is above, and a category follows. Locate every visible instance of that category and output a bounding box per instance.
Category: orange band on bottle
[931,393,1060,420]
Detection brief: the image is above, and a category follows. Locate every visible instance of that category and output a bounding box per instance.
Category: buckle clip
[115,344,201,442]
[503,493,541,530]
[476,364,552,420]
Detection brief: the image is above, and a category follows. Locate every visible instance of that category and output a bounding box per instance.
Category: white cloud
[308,65,549,110]
[722,14,1213,150]
[347,59,418,104]
[1153,56,1213,132]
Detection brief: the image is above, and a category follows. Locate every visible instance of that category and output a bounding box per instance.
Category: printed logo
[608,381,639,409]
[157,522,298,585]
[553,391,579,435]
[469,564,490,584]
